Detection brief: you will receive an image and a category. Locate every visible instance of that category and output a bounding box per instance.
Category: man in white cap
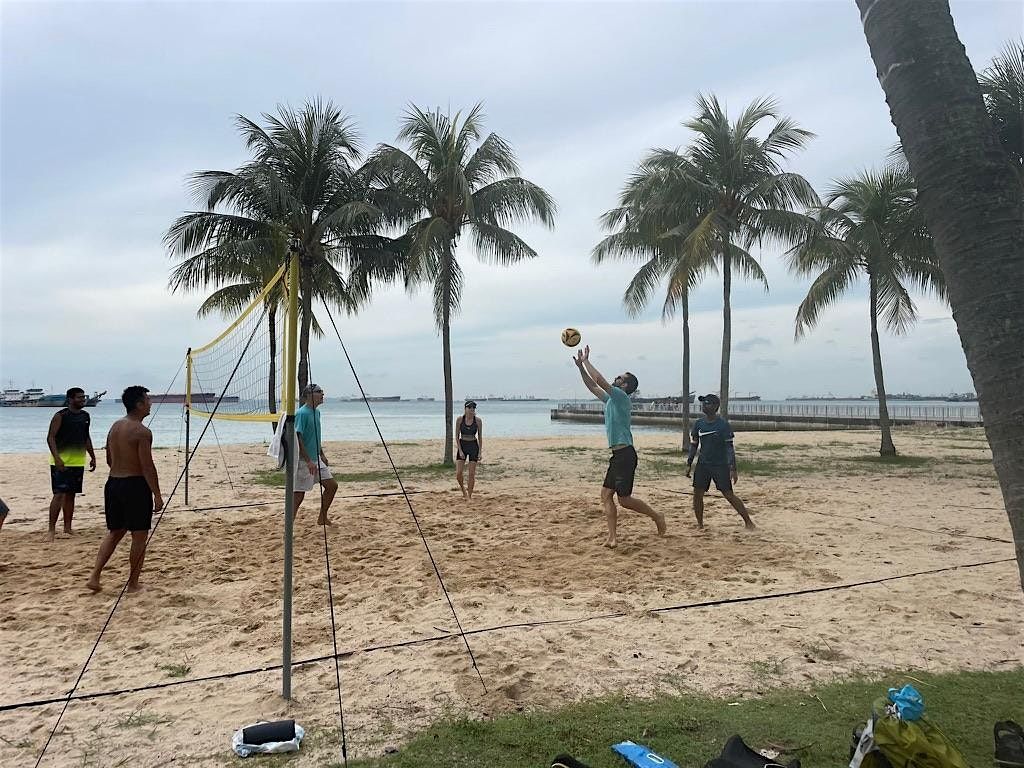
[294,383,338,526]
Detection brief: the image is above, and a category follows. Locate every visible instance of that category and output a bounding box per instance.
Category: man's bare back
[106,417,153,478]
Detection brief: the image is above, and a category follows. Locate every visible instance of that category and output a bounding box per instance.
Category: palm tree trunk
[441,270,455,467]
[719,241,732,417]
[869,275,896,456]
[297,254,313,395]
[681,291,691,448]
[268,303,278,434]
[856,0,1024,589]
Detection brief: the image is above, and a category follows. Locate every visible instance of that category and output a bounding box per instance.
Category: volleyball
[561,327,582,347]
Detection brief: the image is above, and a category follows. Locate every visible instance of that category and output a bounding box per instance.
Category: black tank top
[55,408,91,452]
[459,416,478,437]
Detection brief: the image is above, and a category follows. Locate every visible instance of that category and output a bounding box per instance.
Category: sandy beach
[1,428,1021,766]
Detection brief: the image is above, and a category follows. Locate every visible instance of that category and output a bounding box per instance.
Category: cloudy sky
[1,0,1016,401]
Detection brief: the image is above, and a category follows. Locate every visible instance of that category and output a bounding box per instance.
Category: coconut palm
[639,95,818,415]
[979,39,1024,179]
[593,158,716,441]
[168,230,354,428]
[787,164,945,455]
[166,99,398,395]
[368,104,556,464]
[855,0,1024,590]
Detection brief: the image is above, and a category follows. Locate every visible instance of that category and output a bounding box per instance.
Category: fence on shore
[552,401,982,430]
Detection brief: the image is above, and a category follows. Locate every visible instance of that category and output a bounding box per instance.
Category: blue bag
[887,684,925,721]
[613,741,679,768]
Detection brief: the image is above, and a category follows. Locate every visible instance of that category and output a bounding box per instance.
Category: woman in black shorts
[454,401,483,499]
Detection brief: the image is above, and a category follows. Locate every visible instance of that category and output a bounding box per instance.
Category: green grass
[754,442,788,451]
[251,462,452,487]
[340,668,1023,768]
[842,454,933,467]
[156,662,192,679]
[543,446,596,455]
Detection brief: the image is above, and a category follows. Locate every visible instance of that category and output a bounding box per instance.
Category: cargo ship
[144,393,240,404]
[1,388,105,407]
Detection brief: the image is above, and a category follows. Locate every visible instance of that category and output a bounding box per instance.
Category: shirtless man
[86,386,163,593]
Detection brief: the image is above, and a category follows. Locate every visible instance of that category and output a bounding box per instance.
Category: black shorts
[104,476,154,532]
[693,463,732,493]
[51,465,84,495]
[457,439,480,462]
[603,445,638,497]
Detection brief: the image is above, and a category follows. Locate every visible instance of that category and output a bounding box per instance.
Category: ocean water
[0,399,617,453]
[0,397,980,454]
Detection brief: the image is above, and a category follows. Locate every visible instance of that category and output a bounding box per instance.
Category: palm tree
[593,159,716,442]
[639,95,818,415]
[788,164,945,455]
[166,99,397,395]
[168,230,353,429]
[368,104,556,464]
[855,0,1024,590]
[979,39,1024,179]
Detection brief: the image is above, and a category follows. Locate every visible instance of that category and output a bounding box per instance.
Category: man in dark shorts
[87,386,163,593]
[573,345,665,548]
[45,387,97,540]
[686,393,755,530]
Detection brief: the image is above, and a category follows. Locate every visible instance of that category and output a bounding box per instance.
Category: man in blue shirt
[685,393,755,530]
[574,345,665,548]
[294,383,338,526]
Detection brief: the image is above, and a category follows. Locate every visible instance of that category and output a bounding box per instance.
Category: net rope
[187,263,287,422]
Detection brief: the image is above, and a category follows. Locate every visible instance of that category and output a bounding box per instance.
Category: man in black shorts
[45,387,97,540]
[573,345,665,547]
[87,386,163,593]
[685,394,755,530]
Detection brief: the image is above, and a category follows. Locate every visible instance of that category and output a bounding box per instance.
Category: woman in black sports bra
[455,400,483,499]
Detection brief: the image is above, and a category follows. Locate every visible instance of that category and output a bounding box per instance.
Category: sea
[0,397,981,454]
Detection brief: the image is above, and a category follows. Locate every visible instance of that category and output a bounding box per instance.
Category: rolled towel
[242,719,296,745]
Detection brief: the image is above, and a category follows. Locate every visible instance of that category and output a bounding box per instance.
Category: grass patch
[115,708,170,730]
[345,668,1024,768]
[156,658,192,679]
[753,442,788,451]
[251,462,454,487]
[842,454,933,468]
[542,446,596,455]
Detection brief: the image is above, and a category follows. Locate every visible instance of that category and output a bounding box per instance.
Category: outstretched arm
[580,350,612,394]
[574,346,607,401]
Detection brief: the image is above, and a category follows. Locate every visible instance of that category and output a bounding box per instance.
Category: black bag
[705,735,800,768]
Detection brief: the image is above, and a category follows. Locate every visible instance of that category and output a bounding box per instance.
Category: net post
[185,349,191,506]
[282,243,301,700]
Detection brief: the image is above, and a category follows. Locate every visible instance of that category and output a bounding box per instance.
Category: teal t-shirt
[603,386,633,447]
[294,404,321,461]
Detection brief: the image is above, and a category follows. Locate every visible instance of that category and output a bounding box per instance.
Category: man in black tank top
[45,388,96,540]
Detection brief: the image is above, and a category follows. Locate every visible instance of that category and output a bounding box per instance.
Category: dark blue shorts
[693,463,732,493]
[51,465,85,495]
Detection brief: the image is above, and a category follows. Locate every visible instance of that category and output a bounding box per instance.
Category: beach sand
[1,429,1021,766]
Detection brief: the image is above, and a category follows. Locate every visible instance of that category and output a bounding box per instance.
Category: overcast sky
[1,0,1017,401]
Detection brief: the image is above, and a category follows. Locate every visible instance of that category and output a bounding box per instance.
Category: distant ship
[1,388,105,407]
[730,393,762,401]
[463,395,545,402]
[143,393,241,404]
[342,395,401,402]
[415,396,435,402]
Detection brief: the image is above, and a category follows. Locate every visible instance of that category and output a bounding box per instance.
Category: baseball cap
[302,383,324,396]
[464,400,477,408]
[698,393,721,405]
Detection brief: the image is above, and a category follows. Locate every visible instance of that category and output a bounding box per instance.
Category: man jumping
[573,345,665,547]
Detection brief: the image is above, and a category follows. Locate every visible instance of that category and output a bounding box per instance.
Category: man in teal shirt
[573,345,665,547]
[294,383,338,526]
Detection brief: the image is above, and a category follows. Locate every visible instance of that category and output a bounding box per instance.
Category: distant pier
[551,401,983,431]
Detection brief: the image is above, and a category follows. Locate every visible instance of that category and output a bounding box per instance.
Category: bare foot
[653,512,667,536]
[744,520,757,530]
[47,528,56,542]
[317,517,335,527]
[603,537,618,549]
[126,582,143,593]
[64,528,73,536]
[86,577,101,592]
